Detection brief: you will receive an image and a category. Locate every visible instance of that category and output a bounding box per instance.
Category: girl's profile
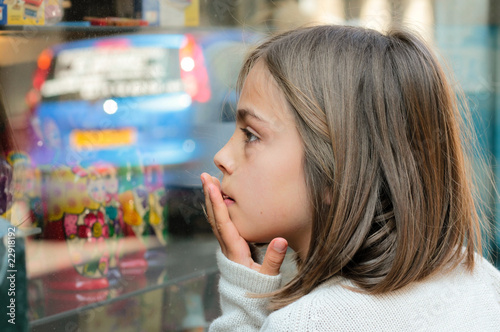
[201,24,500,331]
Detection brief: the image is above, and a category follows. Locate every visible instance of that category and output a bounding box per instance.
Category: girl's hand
[201,173,288,276]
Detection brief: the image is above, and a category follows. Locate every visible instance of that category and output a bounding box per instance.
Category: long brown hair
[238,25,487,310]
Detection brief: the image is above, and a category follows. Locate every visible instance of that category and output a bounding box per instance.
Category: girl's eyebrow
[236,108,267,123]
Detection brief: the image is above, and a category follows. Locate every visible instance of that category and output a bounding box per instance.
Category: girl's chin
[234,230,259,244]
[238,232,274,245]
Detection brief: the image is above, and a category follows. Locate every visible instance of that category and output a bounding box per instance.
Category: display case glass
[0,1,499,331]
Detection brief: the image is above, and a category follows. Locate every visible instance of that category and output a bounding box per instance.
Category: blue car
[29,29,260,182]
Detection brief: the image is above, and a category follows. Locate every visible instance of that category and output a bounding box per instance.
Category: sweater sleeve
[209,249,283,332]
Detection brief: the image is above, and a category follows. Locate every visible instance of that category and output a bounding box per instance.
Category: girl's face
[214,61,312,257]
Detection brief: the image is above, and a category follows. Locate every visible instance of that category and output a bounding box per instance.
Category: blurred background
[0,0,498,331]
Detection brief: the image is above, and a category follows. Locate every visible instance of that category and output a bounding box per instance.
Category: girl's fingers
[207,182,242,247]
[259,238,288,276]
[212,176,221,190]
[201,173,253,268]
[201,174,213,222]
[201,174,222,245]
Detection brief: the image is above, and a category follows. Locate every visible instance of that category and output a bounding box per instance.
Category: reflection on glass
[0,1,498,330]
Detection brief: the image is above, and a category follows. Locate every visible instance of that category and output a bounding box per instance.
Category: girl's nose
[214,141,234,175]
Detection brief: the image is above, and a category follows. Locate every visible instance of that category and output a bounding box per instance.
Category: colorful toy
[116,162,149,275]
[143,164,168,267]
[23,0,43,20]
[1,152,43,233]
[42,165,111,291]
[44,0,63,24]
[94,162,125,285]
[144,164,168,246]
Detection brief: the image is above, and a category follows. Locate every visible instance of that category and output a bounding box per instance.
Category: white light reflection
[182,139,196,153]
[181,57,195,72]
[103,99,118,114]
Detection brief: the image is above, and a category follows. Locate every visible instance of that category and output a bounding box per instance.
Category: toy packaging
[135,0,199,27]
[0,0,45,25]
[0,0,62,26]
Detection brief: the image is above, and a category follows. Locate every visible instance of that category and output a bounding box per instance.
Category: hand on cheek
[200,172,287,276]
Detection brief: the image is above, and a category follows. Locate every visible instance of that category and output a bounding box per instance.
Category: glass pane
[0,1,498,331]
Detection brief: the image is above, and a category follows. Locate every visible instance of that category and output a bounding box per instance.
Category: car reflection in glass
[23,29,261,297]
[29,30,259,176]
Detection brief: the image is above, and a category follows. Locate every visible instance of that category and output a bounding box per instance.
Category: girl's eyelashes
[240,127,260,144]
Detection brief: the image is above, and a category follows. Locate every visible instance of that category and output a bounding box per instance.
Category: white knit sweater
[209,250,500,331]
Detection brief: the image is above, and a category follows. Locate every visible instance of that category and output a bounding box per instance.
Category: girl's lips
[221,191,235,206]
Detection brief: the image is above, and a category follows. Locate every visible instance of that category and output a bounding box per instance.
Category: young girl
[201,25,500,331]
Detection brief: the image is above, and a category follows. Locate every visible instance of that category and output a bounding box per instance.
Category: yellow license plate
[71,128,137,150]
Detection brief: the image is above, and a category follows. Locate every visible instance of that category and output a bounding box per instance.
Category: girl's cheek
[244,142,267,161]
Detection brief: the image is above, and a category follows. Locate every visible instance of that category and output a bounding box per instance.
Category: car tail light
[33,48,53,91]
[27,48,53,114]
[179,35,211,103]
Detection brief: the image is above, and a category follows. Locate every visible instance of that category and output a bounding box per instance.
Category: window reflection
[0,1,498,331]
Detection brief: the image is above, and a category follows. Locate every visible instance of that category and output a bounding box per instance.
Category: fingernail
[201,175,205,185]
[273,240,287,253]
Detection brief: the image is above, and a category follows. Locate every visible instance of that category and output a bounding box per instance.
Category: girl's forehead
[245,62,277,92]
[240,61,292,121]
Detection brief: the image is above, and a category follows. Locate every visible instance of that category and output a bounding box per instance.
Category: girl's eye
[240,127,259,144]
